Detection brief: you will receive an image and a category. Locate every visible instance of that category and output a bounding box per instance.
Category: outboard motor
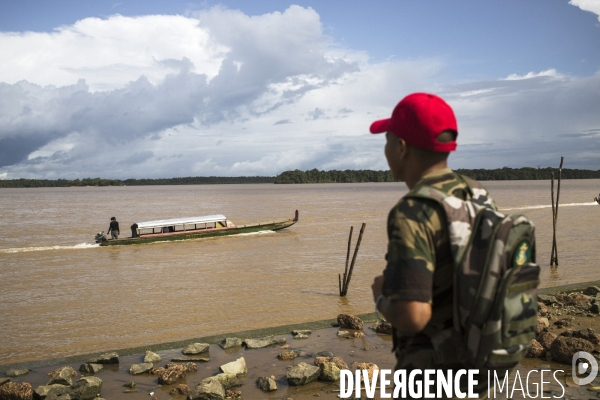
[95,231,107,243]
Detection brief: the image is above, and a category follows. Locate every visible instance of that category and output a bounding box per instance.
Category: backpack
[408,176,540,369]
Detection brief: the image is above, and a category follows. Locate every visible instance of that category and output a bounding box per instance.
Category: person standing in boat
[107,217,120,240]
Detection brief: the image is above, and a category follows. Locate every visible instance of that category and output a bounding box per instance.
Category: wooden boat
[95,210,299,246]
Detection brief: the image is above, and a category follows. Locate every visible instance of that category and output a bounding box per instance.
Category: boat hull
[99,218,297,246]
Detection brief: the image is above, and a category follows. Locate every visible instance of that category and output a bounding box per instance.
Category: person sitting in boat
[107,217,120,240]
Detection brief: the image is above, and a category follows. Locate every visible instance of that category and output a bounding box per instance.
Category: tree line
[1,167,599,188]
[273,167,600,183]
[0,176,274,188]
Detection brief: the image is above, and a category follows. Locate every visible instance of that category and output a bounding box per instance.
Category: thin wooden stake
[342,222,366,296]
[554,156,564,266]
[341,226,354,295]
[550,172,557,266]
[338,274,342,296]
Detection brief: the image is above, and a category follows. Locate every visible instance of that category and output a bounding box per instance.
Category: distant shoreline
[1,167,599,188]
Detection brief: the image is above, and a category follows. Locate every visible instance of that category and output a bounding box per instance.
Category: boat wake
[499,202,597,211]
[0,242,99,254]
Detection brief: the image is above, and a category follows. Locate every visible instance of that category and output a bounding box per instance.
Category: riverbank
[4,281,600,400]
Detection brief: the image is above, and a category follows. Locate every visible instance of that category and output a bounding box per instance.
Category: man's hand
[372,274,432,333]
[371,275,385,302]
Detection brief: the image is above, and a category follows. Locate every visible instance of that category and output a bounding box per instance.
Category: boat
[95,210,299,246]
[595,195,600,205]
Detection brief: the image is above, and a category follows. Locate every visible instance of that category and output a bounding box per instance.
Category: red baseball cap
[370,92,457,152]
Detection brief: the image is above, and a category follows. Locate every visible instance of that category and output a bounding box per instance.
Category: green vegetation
[1,167,599,188]
[0,176,273,188]
[273,167,600,183]
[274,169,396,183]
[0,177,124,188]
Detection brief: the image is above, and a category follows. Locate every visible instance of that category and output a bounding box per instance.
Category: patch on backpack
[513,240,531,266]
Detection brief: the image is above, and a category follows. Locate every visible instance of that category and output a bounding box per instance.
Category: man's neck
[404,162,449,190]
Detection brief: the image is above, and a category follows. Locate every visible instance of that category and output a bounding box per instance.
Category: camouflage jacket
[382,168,497,363]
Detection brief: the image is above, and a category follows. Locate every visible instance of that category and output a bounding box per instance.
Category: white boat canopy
[136,215,227,230]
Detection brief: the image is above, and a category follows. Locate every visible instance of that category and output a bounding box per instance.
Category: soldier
[370,92,497,398]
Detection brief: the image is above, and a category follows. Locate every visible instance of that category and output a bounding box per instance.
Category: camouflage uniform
[382,168,497,399]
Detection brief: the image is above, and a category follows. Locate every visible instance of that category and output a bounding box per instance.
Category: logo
[572,351,598,385]
[513,240,531,266]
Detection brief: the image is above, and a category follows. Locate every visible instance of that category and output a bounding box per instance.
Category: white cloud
[569,0,600,21]
[504,69,562,81]
[0,6,599,179]
[0,14,227,92]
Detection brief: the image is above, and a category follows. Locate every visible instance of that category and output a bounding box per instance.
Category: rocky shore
[3,286,600,400]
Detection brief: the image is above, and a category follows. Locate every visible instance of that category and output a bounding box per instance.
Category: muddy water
[1,180,599,366]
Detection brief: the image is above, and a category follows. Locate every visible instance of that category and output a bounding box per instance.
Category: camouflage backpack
[408,176,540,369]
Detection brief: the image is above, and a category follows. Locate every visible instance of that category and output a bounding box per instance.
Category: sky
[0,0,599,179]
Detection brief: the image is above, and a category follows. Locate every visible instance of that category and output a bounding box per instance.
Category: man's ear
[397,138,408,159]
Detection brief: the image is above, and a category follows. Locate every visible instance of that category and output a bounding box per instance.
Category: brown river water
[1,180,599,366]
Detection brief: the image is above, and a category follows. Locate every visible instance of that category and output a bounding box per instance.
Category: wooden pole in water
[554,156,564,266]
[341,226,353,295]
[342,222,366,296]
[550,156,564,267]
[550,172,557,266]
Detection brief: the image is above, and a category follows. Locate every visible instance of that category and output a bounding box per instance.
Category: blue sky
[0,0,599,179]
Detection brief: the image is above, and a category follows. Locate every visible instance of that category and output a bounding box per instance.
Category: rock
[572,328,600,344]
[0,382,33,400]
[550,336,594,364]
[225,389,241,399]
[219,338,242,349]
[219,357,247,376]
[183,343,210,355]
[278,351,298,361]
[189,379,225,400]
[526,339,545,358]
[170,384,191,396]
[538,303,549,317]
[536,317,550,335]
[70,376,102,400]
[78,363,103,374]
[553,317,575,328]
[123,382,135,388]
[256,376,278,392]
[287,362,320,386]
[165,362,197,372]
[0,378,10,386]
[33,384,70,399]
[149,363,194,385]
[144,350,162,363]
[46,393,72,400]
[314,356,348,370]
[371,320,393,335]
[584,286,600,296]
[562,293,591,308]
[319,362,341,382]
[48,367,77,386]
[203,373,238,390]
[292,330,312,336]
[87,352,119,364]
[293,333,309,339]
[244,336,286,349]
[353,332,365,338]
[129,362,153,375]
[356,362,379,384]
[537,332,557,351]
[4,369,28,378]
[538,294,560,305]
[337,314,364,330]
[591,303,600,314]
[337,330,350,337]
[171,357,210,362]
[315,351,334,357]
